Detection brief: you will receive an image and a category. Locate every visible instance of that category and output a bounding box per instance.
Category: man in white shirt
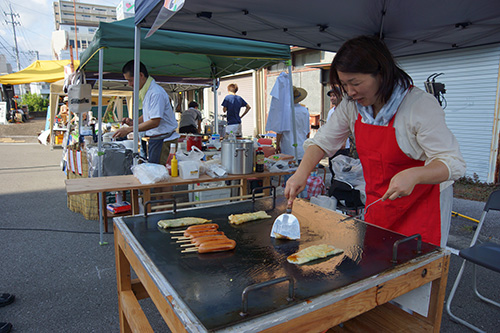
[113,61,179,165]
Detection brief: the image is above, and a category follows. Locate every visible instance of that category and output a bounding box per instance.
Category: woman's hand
[284,173,308,206]
[382,168,419,201]
[382,160,449,201]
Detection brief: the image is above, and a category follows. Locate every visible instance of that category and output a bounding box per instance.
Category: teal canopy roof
[79,17,290,80]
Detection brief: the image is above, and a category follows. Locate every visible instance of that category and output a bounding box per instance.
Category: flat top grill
[119,197,437,330]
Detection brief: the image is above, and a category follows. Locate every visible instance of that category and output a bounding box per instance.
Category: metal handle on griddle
[144,198,177,218]
[251,186,276,210]
[240,276,294,317]
[391,234,422,264]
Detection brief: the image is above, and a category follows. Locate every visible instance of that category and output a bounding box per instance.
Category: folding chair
[446,190,500,332]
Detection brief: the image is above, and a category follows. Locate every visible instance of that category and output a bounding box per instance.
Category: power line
[4,3,20,71]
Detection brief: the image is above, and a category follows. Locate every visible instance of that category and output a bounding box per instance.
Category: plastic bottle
[255,147,265,172]
[171,155,178,177]
[228,131,236,142]
[165,143,177,175]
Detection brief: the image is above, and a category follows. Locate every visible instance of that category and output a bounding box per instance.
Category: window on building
[94,8,106,11]
[81,40,87,48]
[96,16,107,19]
[70,27,79,32]
[82,14,91,18]
[88,28,96,33]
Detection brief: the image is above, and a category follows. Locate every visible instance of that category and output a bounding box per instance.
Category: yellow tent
[0,60,80,84]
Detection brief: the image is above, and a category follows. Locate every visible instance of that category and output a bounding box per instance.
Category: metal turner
[339,198,383,223]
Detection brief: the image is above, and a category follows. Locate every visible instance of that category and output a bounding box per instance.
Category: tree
[21,92,49,112]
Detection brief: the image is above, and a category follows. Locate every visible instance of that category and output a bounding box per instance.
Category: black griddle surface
[121,198,438,330]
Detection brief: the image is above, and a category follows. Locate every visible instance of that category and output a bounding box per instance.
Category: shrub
[21,92,49,112]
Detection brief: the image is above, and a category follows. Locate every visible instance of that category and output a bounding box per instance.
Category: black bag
[88,143,133,177]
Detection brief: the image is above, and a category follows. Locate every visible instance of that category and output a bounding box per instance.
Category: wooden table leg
[262,176,271,196]
[114,224,132,332]
[241,179,248,198]
[101,191,108,233]
[131,189,139,215]
[143,189,152,213]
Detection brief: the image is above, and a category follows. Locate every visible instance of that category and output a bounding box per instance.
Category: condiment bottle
[165,143,177,175]
[171,155,178,177]
[255,147,265,172]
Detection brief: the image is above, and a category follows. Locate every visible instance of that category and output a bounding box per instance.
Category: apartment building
[52,0,118,60]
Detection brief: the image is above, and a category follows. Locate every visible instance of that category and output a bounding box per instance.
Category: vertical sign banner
[0,102,7,125]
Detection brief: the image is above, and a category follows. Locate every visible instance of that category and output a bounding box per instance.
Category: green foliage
[454,173,499,202]
[21,92,49,112]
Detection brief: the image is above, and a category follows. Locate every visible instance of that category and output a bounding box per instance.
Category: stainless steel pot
[221,139,254,174]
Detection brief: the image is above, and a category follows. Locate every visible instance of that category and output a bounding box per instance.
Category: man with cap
[326,86,350,156]
[276,86,310,161]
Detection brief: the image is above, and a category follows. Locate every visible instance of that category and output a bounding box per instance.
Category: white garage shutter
[398,44,500,182]
[219,73,255,138]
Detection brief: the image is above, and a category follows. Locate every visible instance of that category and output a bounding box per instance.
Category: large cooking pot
[221,139,254,174]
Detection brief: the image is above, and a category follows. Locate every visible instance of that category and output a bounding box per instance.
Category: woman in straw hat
[276,86,310,160]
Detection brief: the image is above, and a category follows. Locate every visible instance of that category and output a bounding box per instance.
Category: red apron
[354,113,441,245]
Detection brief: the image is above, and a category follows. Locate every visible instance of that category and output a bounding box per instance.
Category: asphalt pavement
[0,138,499,332]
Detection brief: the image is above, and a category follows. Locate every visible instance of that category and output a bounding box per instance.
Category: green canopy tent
[80,17,291,80]
[78,17,291,244]
[78,17,291,143]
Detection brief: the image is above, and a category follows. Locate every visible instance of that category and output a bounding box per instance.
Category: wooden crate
[66,147,99,220]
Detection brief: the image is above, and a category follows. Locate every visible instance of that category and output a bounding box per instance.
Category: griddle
[117,196,438,331]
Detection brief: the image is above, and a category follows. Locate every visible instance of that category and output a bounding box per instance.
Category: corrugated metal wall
[398,44,500,182]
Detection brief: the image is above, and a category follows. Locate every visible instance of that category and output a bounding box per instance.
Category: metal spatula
[270,207,300,240]
[339,198,383,223]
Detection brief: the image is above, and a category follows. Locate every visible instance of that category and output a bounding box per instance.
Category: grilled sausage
[186,230,225,238]
[184,229,224,238]
[185,223,219,233]
[191,235,229,246]
[197,239,236,253]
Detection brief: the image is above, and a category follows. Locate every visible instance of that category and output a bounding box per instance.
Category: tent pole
[287,65,298,160]
[213,78,218,135]
[133,25,141,165]
[97,48,107,246]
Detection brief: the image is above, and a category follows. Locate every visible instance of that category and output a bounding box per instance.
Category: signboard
[0,102,7,125]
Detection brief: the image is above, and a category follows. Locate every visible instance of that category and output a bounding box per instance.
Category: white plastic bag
[176,146,205,174]
[331,155,365,187]
[176,145,205,162]
[131,163,170,184]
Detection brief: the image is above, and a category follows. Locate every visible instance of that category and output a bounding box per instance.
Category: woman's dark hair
[188,101,199,108]
[329,35,412,104]
[122,60,149,78]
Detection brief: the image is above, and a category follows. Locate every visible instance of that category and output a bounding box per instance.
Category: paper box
[179,161,200,179]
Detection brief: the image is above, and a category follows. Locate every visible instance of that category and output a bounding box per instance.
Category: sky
[0,0,121,71]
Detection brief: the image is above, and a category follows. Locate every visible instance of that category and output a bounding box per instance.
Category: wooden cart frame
[114,217,450,333]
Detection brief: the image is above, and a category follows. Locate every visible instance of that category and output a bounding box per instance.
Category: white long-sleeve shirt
[305,87,466,188]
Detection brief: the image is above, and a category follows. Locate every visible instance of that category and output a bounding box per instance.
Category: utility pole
[4,3,21,71]
[72,0,79,60]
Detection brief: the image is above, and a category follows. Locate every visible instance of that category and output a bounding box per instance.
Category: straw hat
[293,86,307,103]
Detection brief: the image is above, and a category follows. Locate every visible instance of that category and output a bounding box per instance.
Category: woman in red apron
[285,35,465,246]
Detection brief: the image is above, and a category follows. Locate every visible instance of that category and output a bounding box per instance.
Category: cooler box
[188,181,231,207]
